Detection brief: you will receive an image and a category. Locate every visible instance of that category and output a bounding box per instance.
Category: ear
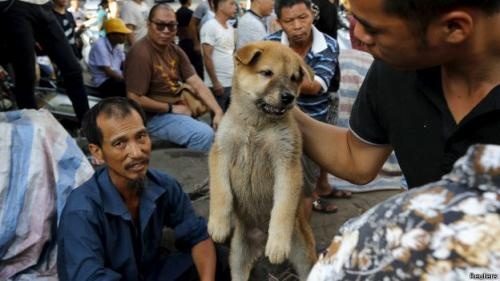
[435,11,473,44]
[300,62,315,83]
[235,44,263,65]
[88,143,105,165]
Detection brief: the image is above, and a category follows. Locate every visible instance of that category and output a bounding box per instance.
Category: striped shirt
[266,26,339,120]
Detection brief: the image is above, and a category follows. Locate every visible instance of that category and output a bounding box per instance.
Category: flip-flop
[318,188,352,199]
[312,198,338,213]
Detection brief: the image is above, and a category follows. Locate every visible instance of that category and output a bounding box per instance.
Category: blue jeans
[147,113,214,152]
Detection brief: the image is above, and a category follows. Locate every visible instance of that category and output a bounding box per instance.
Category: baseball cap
[103,18,132,34]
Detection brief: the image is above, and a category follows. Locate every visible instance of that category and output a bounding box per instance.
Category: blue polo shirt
[88,36,126,87]
[57,168,208,281]
[266,26,339,120]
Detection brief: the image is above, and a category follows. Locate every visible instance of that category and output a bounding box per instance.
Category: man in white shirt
[200,0,237,112]
[121,0,150,44]
[236,0,274,49]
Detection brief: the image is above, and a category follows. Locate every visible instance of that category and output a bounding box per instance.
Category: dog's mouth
[256,100,290,116]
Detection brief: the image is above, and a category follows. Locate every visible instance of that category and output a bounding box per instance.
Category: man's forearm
[300,78,323,96]
[127,91,169,113]
[202,54,220,87]
[292,107,392,184]
[191,238,217,281]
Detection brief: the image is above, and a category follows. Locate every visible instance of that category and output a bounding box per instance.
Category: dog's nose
[281,92,295,105]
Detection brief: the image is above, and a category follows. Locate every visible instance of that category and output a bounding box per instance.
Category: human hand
[211,111,223,130]
[212,82,224,96]
[171,104,192,116]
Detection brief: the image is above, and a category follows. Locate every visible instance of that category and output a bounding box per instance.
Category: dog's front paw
[265,236,291,264]
[208,216,231,243]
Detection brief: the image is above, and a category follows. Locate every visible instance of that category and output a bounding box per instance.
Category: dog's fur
[208,41,317,281]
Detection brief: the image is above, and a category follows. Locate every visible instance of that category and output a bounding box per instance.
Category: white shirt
[200,18,235,87]
[120,0,150,41]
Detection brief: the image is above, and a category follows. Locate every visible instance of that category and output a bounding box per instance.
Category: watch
[166,102,173,113]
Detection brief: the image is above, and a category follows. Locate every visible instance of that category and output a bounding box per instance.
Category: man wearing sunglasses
[125,3,223,152]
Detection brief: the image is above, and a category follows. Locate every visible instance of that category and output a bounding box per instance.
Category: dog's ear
[299,62,315,83]
[235,44,263,65]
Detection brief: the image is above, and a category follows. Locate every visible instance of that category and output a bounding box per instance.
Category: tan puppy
[208,41,317,281]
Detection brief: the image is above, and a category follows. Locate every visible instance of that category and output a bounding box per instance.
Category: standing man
[121,0,150,45]
[267,0,344,214]
[236,0,275,49]
[88,18,130,98]
[57,97,229,281]
[200,0,237,112]
[293,0,500,189]
[53,0,84,59]
[1,0,90,124]
[125,3,223,152]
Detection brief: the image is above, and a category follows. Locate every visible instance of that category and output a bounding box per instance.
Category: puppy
[208,41,317,281]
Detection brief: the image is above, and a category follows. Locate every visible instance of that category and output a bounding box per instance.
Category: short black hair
[179,0,189,5]
[148,2,175,21]
[82,97,146,146]
[382,0,500,35]
[275,0,312,19]
[213,0,230,12]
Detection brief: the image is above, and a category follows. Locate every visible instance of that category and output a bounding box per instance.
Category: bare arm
[299,78,323,96]
[201,43,223,95]
[188,17,202,53]
[127,91,191,115]
[191,238,217,281]
[101,66,124,81]
[292,107,392,184]
[185,74,223,129]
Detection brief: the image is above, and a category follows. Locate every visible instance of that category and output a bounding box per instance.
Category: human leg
[147,113,214,152]
[210,86,231,112]
[37,4,89,122]
[96,77,126,98]
[3,1,38,109]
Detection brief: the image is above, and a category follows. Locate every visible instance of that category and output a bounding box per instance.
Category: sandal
[312,198,338,213]
[318,188,352,199]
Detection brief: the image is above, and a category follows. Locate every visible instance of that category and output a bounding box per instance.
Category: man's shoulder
[63,171,103,213]
[128,37,152,57]
[265,30,283,41]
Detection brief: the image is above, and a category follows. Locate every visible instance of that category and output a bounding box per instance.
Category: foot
[318,188,352,199]
[312,198,338,213]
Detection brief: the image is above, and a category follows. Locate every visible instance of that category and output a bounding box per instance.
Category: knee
[189,125,214,152]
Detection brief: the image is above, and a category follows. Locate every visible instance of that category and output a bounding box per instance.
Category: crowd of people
[0,0,498,279]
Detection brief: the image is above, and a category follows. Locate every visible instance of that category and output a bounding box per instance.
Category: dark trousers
[97,77,126,98]
[2,1,89,123]
[147,245,230,281]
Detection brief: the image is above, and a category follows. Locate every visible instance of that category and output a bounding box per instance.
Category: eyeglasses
[150,20,178,32]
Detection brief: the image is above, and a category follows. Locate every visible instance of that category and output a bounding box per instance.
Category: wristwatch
[166,102,173,113]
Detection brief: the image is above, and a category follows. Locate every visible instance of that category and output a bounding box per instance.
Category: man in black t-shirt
[53,0,84,59]
[293,0,500,189]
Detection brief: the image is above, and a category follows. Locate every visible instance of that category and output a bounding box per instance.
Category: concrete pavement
[149,148,401,280]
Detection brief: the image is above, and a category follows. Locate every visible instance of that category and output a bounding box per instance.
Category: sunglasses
[150,20,178,32]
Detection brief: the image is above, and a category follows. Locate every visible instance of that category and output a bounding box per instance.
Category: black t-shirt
[176,6,193,28]
[350,59,500,188]
[53,9,81,58]
[312,0,339,39]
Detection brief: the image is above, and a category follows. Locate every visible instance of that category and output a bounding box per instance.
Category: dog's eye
[259,70,274,77]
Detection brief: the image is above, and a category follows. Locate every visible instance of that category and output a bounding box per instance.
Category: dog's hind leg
[229,221,263,281]
[289,214,317,280]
